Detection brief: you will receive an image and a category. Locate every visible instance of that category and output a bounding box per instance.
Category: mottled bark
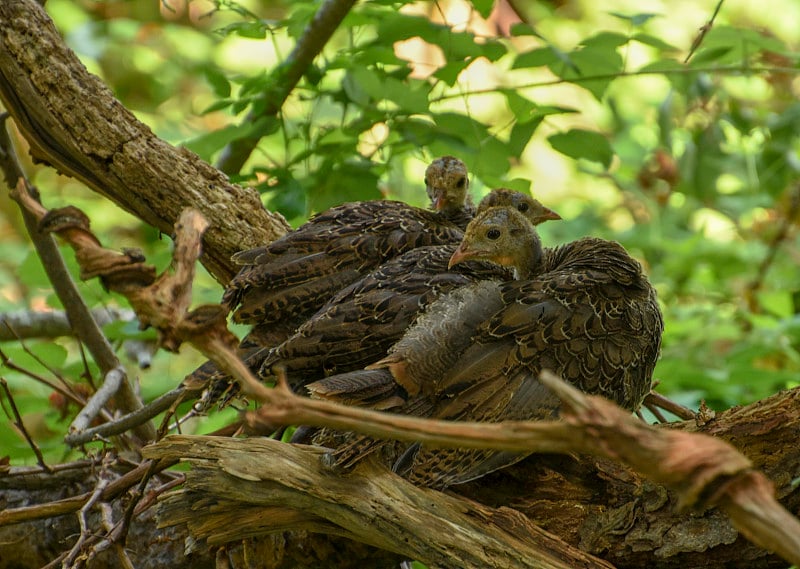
[0,0,289,285]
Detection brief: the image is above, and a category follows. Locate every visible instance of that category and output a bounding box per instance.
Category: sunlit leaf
[609,12,659,27]
[631,33,679,51]
[471,0,495,19]
[512,47,560,70]
[548,129,614,168]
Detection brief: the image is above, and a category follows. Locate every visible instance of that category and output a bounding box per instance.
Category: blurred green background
[1,0,798,464]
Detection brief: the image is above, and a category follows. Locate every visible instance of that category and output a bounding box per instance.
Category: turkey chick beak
[448,245,472,269]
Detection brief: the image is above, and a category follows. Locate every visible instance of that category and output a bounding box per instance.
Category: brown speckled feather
[326,237,663,488]
[190,191,560,409]
[260,245,514,387]
[222,156,474,329]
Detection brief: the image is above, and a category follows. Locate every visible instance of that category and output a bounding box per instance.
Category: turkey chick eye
[455,177,466,188]
[424,177,430,186]
[487,228,501,240]
[517,202,529,212]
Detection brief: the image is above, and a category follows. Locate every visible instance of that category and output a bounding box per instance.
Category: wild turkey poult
[191,189,560,409]
[257,192,559,392]
[221,156,474,335]
[313,212,664,489]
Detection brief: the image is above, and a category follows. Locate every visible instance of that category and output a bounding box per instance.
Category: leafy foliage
[1,0,799,467]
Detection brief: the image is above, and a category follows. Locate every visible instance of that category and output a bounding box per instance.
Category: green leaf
[200,98,234,115]
[307,161,381,213]
[183,118,278,161]
[562,47,624,100]
[637,58,685,73]
[757,291,794,318]
[433,60,471,86]
[548,129,614,168]
[510,23,541,37]
[582,31,630,49]
[631,33,678,52]
[512,47,560,70]
[480,176,531,193]
[383,77,430,113]
[263,173,307,222]
[203,67,231,98]
[471,0,495,19]
[507,118,543,156]
[609,12,659,27]
[689,46,734,65]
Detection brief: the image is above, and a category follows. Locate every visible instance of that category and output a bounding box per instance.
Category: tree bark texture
[137,386,799,569]
[0,0,290,285]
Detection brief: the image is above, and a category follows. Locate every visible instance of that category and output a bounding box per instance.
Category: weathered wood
[146,436,615,569]
[144,385,800,569]
[0,0,290,284]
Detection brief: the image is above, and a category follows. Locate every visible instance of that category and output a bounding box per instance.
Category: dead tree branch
[146,371,800,568]
[146,435,614,569]
[0,307,137,342]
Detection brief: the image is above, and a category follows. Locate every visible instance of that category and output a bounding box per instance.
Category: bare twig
[68,365,126,435]
[216,0,358,174]
[0,377,51,472]
[0,308,137,342]
[0,344,95,412]
[63,477,109,568]
[433,64,799,102]
[0,459,99,489]
[64,386,196,448]
[643,389,697,421]
[0,458,175,527]
[684,0,725,64]
[1,119,155,442]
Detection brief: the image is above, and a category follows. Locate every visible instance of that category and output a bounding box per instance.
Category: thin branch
[643,389,697,421]
[0,119,155,443]
[63,477,109,568]
[64,386,196,448]
[0,307,137,342]
[684,0,725,64]
[0,457,175,527]
[432,64,799,102]
[216,0,359,174]
[68,365,126,435]
[0,459,99,487]
[0,344,90,411]
[0,377,51,472]
[149,372,800,568]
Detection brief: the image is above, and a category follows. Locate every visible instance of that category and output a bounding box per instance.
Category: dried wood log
[146,436,614,569]
[144,383,800,569]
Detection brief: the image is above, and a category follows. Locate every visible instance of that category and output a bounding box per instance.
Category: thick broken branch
[146,370,800,568]
[0,0,289,284]
[145,435,614,569]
